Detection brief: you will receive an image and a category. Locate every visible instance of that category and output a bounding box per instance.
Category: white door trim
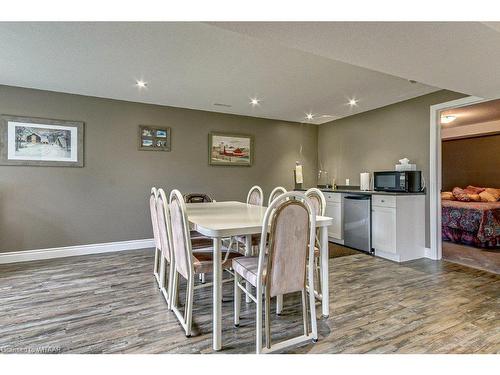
[429,95,486,260]
[0,238,154,264]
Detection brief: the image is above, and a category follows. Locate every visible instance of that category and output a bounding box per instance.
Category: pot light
[136,80,148,89]
[348,98,358,106]
[306,113,314,120]
[441,115,456,124]
[250,98,261,106]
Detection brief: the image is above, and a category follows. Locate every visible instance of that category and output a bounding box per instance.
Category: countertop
[295,188,426,196]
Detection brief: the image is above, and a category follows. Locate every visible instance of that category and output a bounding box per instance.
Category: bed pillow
[479,188,500,202]
[465,185,486,194]
[452,187,481,202]
[441,191,455,200]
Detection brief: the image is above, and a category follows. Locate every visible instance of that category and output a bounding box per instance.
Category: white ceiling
[0,22,438,124]
[211,22,500,99]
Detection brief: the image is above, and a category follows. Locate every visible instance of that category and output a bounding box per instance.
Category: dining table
[185,201,333,351]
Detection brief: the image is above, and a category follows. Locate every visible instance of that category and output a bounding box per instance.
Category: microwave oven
[373,171,422,193]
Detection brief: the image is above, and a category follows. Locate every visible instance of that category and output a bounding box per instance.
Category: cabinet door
[325,202,342,239]
[372,206,396,254]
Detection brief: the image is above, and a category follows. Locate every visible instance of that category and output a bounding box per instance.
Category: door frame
[428,95,486,260]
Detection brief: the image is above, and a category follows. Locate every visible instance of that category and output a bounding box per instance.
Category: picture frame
[208,132,253,167]
[0,114,84,167]
[138,125,171,151]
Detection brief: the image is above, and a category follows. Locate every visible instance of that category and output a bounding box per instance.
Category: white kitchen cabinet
[372,206,397,254]
[371,194,425,262]
[324,192,343,242]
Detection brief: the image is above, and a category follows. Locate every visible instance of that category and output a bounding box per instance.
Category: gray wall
[318,90,467,247]
[442,134,500,191]
[0,85,318,252]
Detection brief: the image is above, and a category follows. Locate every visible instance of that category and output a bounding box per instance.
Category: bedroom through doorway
[439,99,500,273]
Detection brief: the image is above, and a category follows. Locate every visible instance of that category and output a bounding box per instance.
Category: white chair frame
[169,189,234,337]
[233,191,318,354]
[156,188,175,309]
[246,185,264,206]
[268,186,287,206]
[150,187,162,287]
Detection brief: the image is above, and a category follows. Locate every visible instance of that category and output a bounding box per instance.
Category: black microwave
[373,171,422,193]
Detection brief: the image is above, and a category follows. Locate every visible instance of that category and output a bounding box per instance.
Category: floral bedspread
[441,200,500,248]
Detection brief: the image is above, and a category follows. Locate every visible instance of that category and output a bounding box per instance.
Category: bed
[442,200,500,249]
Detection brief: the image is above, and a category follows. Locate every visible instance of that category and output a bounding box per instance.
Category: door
[372,206,396,254]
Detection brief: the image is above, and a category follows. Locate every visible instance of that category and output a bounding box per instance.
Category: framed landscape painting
[0,115,84,167]
[209,132,253,166]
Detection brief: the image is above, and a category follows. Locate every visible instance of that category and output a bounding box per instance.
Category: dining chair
[234,185,264,255]
[156,188,175,308]
[169,189,242,337]
[268,186,287,206]
[150,187,162,287]
[183,192,215,283]
[304,188,326,303]
[232,191,318,354]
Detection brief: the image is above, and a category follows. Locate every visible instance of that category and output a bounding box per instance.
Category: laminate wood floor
[0,248,498,354]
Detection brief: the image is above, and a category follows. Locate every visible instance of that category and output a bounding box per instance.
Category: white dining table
[185,201,333,351]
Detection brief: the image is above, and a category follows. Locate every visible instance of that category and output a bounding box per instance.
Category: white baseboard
[424,247,439,260]
[0,238,155,264]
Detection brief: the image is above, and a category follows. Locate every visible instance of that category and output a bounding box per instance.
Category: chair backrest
[169,189,193,280]
[258,192,316,298]
[156,188,173,263]
[304,188,326,216]
[149,187,161,250]
[268,186,287,206]
[247,185,264,206]
[184,193,213,204]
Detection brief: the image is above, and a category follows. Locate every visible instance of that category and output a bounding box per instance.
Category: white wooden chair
[168,189,242,337]
[232,191,318,354]
[149,187,162,287]
[156,188,175,308]
[268,186,287,206]
[234,185,264,255]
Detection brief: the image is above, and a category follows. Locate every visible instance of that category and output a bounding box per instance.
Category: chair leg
[315,257,321,295]
[185,276,194,337]
[167,261,175,310]
[172,271,180,309]
[265,292,271,349]
[301,289,309,336]
[153,247,160,285]
[199,273,206,284]
[234,273,241,327]
[308,264,318,342]
[276,295,283,315]
[256,288,263,354]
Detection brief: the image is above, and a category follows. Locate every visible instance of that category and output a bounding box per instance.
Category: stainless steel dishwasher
[343,195,372,253]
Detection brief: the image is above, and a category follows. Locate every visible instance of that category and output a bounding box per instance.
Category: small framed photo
[208,132,253,167]
[138,125,171,151]
[0,115,84,167]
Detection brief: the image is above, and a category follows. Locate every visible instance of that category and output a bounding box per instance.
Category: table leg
[213,237,222,351]
[245,234,252,303]
[320,227,329,318]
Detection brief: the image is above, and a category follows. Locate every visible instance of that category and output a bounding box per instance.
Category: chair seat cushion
[232,256,267,287]
[192,249,243,274]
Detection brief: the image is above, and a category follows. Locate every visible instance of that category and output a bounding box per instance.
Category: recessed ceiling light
[136,80,147,89]
[441,115,456,124]
[250,98,261,106]
[348,98,358,106]
[306,113,314,120]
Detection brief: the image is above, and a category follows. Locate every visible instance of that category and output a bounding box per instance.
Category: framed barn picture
[208,132,253,166]
[138,125,171,151]
[0,115,84,167]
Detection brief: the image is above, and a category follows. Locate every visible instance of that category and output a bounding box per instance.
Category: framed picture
[0,115,84,167]
[208,132,253,166]
[138,125,171,151]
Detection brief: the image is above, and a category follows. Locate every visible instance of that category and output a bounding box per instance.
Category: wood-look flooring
[443,241,500,274]
[0,246,499,354]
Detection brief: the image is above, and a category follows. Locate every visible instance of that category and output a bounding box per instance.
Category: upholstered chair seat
[232,256,267,287]
[190,231,213,249]
[192,248,243,274]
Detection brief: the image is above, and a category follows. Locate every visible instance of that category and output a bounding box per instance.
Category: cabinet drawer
[372,195,396,208]
[324,192,342,203]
